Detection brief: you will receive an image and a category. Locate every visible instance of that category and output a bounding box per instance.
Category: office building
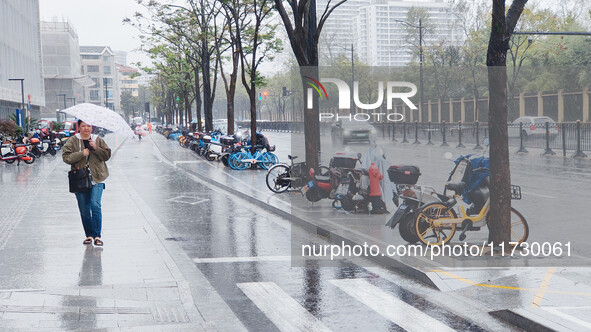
[318,0,462,67]
[0,0,45,120]
[80,46,120,112]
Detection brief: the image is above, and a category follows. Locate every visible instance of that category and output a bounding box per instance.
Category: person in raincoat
[364,136,393,211]
[368,162,387,213]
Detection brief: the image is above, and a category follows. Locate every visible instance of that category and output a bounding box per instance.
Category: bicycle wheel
[266,164,291,193]
[509,208,529,244]
[231,152,249,170]
[261,152,278,170]
[415,203,457,246]
[487,208,529,245]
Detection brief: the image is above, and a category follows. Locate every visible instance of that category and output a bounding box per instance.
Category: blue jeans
[75,183,104,238]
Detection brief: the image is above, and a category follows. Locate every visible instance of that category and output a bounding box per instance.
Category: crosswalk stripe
[329,279,455,332]
[237,282,332,332]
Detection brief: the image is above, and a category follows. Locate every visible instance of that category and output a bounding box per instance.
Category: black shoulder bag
[68,138,94,193]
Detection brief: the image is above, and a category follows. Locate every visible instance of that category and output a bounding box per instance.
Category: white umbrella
[60,103,134,138]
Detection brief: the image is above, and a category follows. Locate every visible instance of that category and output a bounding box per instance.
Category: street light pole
[8,78,25,130]
[103,78,108,109]
[394,19,424,121]
[418,18,424,121]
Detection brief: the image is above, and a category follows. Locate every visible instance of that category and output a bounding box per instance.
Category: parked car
[331,120,377,144]
[508,116,559,140]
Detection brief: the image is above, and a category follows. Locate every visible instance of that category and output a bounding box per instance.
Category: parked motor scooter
[385,165,443,243]
[0,137,36,165]
[301,167,336,202]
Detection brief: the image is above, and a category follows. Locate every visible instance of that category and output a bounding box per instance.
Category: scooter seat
[445,182,466,194]
[314,175,331,183]
[288,155,298,160]
[14,144,28,148]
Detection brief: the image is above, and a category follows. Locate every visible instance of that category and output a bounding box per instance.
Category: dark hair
[77,119,83,126]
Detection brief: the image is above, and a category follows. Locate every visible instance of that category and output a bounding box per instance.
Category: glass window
[82,55,100,59]
[106,90,113,99]
[90,90,100,100]
[104,66,111,75]
[91,78,100,87]
[103,56,110,62]
[103,78,113,86]
[87,65,99,72]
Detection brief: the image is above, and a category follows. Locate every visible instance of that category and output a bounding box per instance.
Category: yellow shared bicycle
[413,163,529,246]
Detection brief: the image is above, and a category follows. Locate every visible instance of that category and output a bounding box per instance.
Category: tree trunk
[486,0,512,247]
[202,44,213,132]
[227,80,236,135]
[195,66,202,132]
[300,66,319,170]
[249,87,257,155]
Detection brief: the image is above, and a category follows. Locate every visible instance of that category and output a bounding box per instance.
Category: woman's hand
[83,148,90,156]
[88,139,96,150]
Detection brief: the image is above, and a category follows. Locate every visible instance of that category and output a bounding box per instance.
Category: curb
[151,136,438,289]
[490,309,562,332]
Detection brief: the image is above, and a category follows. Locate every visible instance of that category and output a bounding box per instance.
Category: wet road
[111,137,512,331]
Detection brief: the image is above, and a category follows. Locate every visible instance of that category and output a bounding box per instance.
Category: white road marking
[166,196,209,205]
[237,282,332,332]
[542,307,591,330]
[329,279,455,332]
[521,191,557,199]
[193,256,292,263]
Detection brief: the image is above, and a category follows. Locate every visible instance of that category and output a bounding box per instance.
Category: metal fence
[249,120,590,157]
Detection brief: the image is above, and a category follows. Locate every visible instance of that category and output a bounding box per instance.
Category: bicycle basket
[510,185,522,200]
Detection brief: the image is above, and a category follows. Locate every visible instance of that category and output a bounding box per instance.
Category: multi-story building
[114,51,128,66]
[0,0,45,120]
[317,0,367,65]
[117,64,139,97]
[40,20,95,119]
[80,46,120,112]
[318,0,463,67]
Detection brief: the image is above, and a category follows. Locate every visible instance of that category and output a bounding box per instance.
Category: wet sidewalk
[151,133,591,332]
[0,135,244,331]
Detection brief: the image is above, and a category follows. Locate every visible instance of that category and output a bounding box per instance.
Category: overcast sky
[39,0,149,67]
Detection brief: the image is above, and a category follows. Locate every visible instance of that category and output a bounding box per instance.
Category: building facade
[0,0,45,120]
[318,0,462,67]
[40,20,94,119]
[80,46,120,112]
[117,64,139,97]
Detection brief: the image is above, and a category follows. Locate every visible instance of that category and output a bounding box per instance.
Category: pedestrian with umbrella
[59,103,133,246]
[62,119,111,246]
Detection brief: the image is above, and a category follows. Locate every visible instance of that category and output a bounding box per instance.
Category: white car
[508,116,559,140]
